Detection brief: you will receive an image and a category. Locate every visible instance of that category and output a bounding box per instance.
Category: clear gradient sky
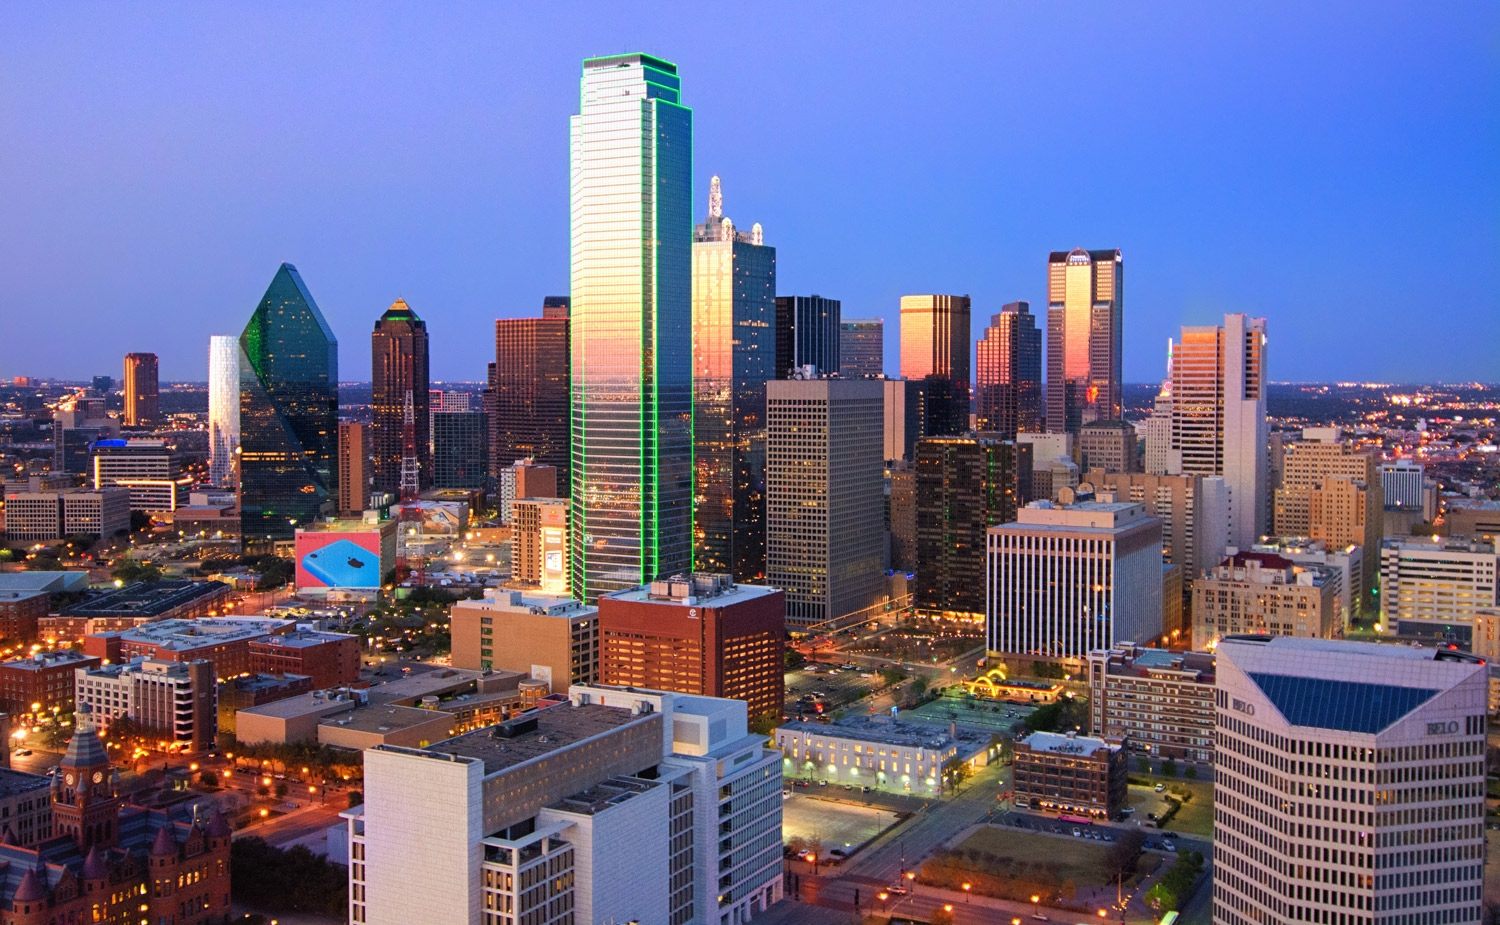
[2,3,1496,384]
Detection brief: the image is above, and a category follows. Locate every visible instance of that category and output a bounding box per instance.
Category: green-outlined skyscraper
[569,54,694,601]
[238,263,339,541]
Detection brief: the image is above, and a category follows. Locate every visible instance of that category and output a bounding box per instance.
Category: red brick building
[248,631,361,689]
[0,591,48,644]
[83,618,293,682]
[599,574,784,723]
[0,651,101,717]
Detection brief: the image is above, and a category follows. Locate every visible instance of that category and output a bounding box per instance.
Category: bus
[1160,912,1180,925]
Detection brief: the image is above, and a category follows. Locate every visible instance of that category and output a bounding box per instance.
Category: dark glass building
[371,300,430,495]
[914,436,1019,620]
[492,298,570,486]
[976,301,1043,439]
[238,263,339,540]
[432,411,490,490]
[774,295,840,378]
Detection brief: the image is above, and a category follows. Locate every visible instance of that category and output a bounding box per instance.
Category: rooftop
[604,574,781,609]
[1022,731,1117,756]
[1382,536,1496,555]
[461,590,596,618]
[94,617,294,650]
[59,580,228,618]
[0,590,47,605]
[297,517,393,535]
[249,630,357,650]
[547,775,661,817]
[0,574,89,595]
[777,716,976,750]
[0,650,98,672]
[1006,500,1154,532]
[322,704,450,735]
[1095,645,1215,682]
[0,769,50,799]
[432,703,650,775]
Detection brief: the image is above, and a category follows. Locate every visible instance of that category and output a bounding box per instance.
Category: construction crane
[397,390,426,588]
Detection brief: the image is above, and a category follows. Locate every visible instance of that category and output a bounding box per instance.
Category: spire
[62,703,108,770]
[708,174,722,220]
[81,847,108,881]
[150,825,177,857]
[0,824,17,846]
[206,811,232,839]
[13,866,47,902]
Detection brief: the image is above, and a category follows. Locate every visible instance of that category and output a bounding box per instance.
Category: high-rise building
[492,298,570,485]
[238,263,339,541]
[207,335,239,487]
[1247,536,1364,629]
[121,353,158,428]
[900,294,971,387]
[1379,536,1499,643]
[1078,421,1139,473]
[90,375,112,395]
[1380,459,1428,512]
[1168,313,1268,548]
[75,657,217,753]
[52,394,119,476]
[510,497,570,594]
[1144,389,1173,475]
[839,318,884,378]
[1191,551,1338,650]
[887,463,917,572]
[569,54,693,602]
[692,176,776,581]
[370,299,430,495]
[767,377,885,626]
[975,301,1042,439]
[1045,249,1122,435]
[431,411,489,490]
[346,684,782,925]
[1084,469,1230,611]
[882,378,927,463]
[497,458,558,525]
[1212,635,1487,925]
[774,295,840,377]
[1086,645,1217,764]
[337,422,369,514]
[90,438,186,511]
[914,437,1019,622]
[1273,428,1382,617]
[599,574,785,724]
[987,500,1163,664]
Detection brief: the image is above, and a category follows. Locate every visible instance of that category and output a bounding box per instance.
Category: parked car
[1154,783,1166,793]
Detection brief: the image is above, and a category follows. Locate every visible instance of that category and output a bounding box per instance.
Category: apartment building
[1013,731,1128,818]
[74,658,217,752]
[1192,552,1338,651]
[450,590,598,689]
[1086,645,1216,764]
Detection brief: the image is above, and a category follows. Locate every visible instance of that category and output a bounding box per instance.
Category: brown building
[510,497,568,594]
[449,591,597,689]
[599,574,784,724]
[84,618,294,682]
[217,673,315,735]
[248,631,361,689]
[0,591,48,643]
[371,300,431,495]
[887,463,917,573]
[56,580,233,635]
[1079,420,1139,473]
[0,651,101,717]
[338,421,370,514]
[0,706,232,925]
[1446,499,1500,540]
[122,353,159,427]
[974,301,1042,440]
[1087,644,1216,764]
[0,769,52,847]
[1191,551,1337,651]
[1013,730,1127,818]
[491,300,570,485]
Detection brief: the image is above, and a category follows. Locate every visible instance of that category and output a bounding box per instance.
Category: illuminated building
[774,295,839,377]
[569,54,693,601]
[90,439,187,512]
[371,299,430,495]
[450,589,595,681]
[914,437,1019,621]
[900,294,971,436]
[692,175,776,581]
[1086,645,1216,763]
[491,298,570,485]
[74,658,217,753]
[1045,248,1122,435]
[238,263,338,540]
[431,410,489,490]
[1191,551,1337,651]
[121,352,158,427]
[975,301,1041,439]
[511,497,570,594]
[338,421,370,514]
[1273,428,1382,616]
[207,334,239,487]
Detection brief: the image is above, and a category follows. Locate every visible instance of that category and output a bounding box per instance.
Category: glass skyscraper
[569,53,694,602]
[238,263,339,541]
[774,295,840,378]
[371,300,430,495]
[692,176,775,582]
[208,335,240,487]
[492,297,570,484]
[1046,248,1123,435]
[975,301,1042,439]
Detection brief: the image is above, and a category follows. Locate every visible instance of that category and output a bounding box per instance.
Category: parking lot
[784,663,884,719]
[781,790,901,861]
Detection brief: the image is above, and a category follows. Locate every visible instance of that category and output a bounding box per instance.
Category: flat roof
[59,580,228,618]
[0,650,97,672]
[297,518,393,534]
[95,617,294,650]
[776,717,970,750]
[0,769,51,798]
[0,573,89,595]
[239,692,358,720]
[604,582,781,610]
[322,704,450,735]
[0,590,48,604]
[547,775,662,817]
[434,703,650,775]
[250,630,356,650]
[1023,731,1116,755]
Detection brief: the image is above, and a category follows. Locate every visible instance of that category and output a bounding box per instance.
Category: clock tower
[52,703,120,850]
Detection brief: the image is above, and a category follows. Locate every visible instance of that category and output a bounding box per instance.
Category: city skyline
[2,5,1495,384]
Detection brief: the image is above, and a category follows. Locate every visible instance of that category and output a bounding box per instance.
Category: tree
[784,648,805,670]
[1137,756,1151,774]
[931,907,955,925]
[199,770,220,787]
[1162,758,1179,779]
[231,837,347,917]
[111,560,162,584]
[1184,764,1198,781]
[274,782,289,800]
[1102,828,1147,882]
[910,677,928,698]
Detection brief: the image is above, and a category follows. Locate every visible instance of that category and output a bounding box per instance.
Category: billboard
[295,531,384,590]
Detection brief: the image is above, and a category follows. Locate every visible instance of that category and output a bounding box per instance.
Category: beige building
[1078,421,1138,474]
[449,589,597,688]
[1087,645,1215,764]
[1085,469,1230,610]
[1380,536,1499,647]
[511,497,569,594]
[1191,551,1337,651]
[1272,428,1381,616]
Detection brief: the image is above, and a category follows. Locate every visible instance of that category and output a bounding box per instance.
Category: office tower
[1191,551,1338,650]
[370,299,430,495]
[1249,537,1364,629]
[1,487,131,541]
[90,438,185,511]
[492,298,570,485]
[238,263,338,541]
[899,294,971,387]
[987,500,1163,663]
[122,352,159,427]
[1273,428,1382,617]
[428,390,470,415]
[1078,421,1139,473]
[431,411,489,490]
[888,463,917,572]
[90,375,112,394]
[337,422,369,514]
[1017,432,1073,502]
[75,657,217,753]
[510,497,570,594]
[1380,536,1499,642]
[1380,460,1427,512]
[1045,249,1123,435]
[599,574,785,724]
[52,394,119,475]
[1013,732,1128,818]
[882,378,927,463]
[347,684,783,925]
[1144,391,1173,474]
[839,318,884,378]
[449,588,595,678]
[569,53,693,602]
[1168,313,1268,548]
[774,295,840,376]
[497,458,558,525]
[207,335,239,487]
[1085,469,1230,601]
[975,301,1041,439]
[767,377,885,626]
[692,176,776,581]
[1212,635,1487,925]
[914,437,1019,621]
[1087,645,1216,765]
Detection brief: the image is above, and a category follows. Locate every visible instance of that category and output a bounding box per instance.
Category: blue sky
[2,3,1496,383]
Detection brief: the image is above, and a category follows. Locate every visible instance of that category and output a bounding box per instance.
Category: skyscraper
[975,301,1041,439]
[122,353,158,427]
[370,300,429,495]
[1168,313,1268,548]
[492,299,570,485]
[337,421,369,514]
[238,263,338,541]
[900,294,971,439]
[692,175,775,581]
[1045,248,1123,434]
[914,436,1019,621]
[207,335,239,488]
[431,411,489,490]
[570,54,693,601]
[774,295,840,377]
[839,318,884,378]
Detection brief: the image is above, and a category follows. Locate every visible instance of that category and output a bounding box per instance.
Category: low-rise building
[74,657,217,752]
[1191,551,1338,651]
[1,487,130,541]
[1086,645,1216,763]
[1446,498,1500,540]
[1243,537,1363,629]
[56,579,233,631]
[449,590,597,688]
[773,715,993,793]
[83,617,295,681]
[0,650,101,716]
[1012,730,1127,818]
[248,630,361,689]
[0,590,48,643]
[0,768,53,846]
[218,672,315,735]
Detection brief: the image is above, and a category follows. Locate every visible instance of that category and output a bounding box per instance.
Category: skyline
[2,4,1497,383]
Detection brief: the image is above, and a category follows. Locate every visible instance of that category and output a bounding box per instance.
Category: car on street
[1163,840,1178,852]
[13,749,29,757]
[1071,827,1082,837]
[886,884,908,895]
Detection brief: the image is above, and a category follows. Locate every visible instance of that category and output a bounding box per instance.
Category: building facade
[338,421,370,514]
[511,497,570,594]
[1246,537,1363,630]
[766,377,885,627]
[1045,249,1122,435]
[431,411,489,490]
[914,437,1019,621]
[1,488,131,542]
[1086,645,1216,763]
[248,631,361,689]
[899,294,971,391]
[122,352,158,427]
[774,716,988,794]
[1273,429,1382,617]
[207,334,239,488]
[839,318,884,378]
[1379,537,1499,644]
[90,438,186,512]
[0,651,101,716]
[449,590,597,686]
[975,301,1042,439]
[569,54,694,602]
[774,295,840,379]
[1078,421,1138,474]
[1012,731,1127,818]
[1212,636,1487,925]
[1191,551,1338,651]
[370,299,430,495]
[491,299,570,485]
[74,658,217,753]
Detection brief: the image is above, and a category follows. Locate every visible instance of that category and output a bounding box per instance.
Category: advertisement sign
[541,525,567,594]
[295,531,384,589]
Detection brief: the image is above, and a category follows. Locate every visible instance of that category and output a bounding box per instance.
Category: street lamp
[877,892,888,912]
[1033,895,1041,919]
[962,882,971,902]
[905,870,915,895]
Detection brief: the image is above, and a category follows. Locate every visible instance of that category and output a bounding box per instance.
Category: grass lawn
[1126,777,1214,837]
[954,827,1117,888]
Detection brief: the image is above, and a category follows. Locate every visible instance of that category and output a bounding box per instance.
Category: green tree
[1137,756,1151,774]
[231,837,348,917]
[784,648,805,670]
[1162,757,1179,779]
[111,560,162,584]
[910,677,928,698]
[1184,764,1198,780]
